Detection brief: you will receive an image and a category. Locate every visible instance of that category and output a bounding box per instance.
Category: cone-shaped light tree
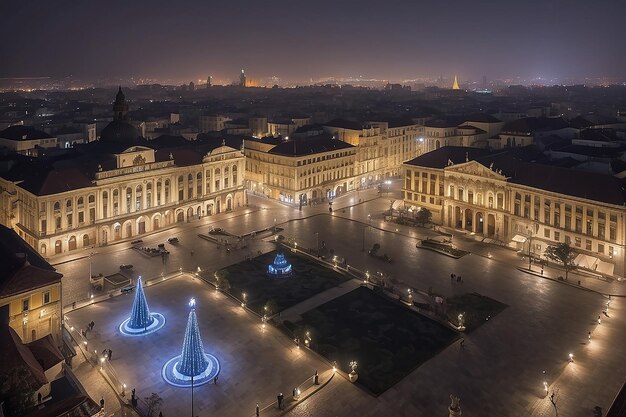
[176,298,209,377]
[128,276,155,329]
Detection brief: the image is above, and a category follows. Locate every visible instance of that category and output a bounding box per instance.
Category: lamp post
[315,232,319,253]
[385,180,391,197]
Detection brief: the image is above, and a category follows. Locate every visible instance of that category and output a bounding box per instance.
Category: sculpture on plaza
[267,252,293,277]
[162,298,220,387]
[119,276,165,336]
[448,394,462,417]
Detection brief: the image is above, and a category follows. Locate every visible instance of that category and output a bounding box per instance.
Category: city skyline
[1,0,625,84]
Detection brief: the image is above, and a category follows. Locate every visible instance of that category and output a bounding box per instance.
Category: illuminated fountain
[119,276,165,336]
[267,252,293,278]
[162,298,220,387]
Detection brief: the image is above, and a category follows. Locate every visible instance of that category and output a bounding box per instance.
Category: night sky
[1,0,624,83]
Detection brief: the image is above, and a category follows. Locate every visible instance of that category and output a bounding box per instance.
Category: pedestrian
[159,412,163,417]
[256,403,260,416]
[72,301,76,309]
[100,397,105,409]
[276,394,281,409]
[190,250,194,256]
[213,375,218,384]
[314,370,319,385]
[90,321,95,330]
[102,349,108,356]
[460,338,465,349]
[108,349,112,360]
[279,393,284,410]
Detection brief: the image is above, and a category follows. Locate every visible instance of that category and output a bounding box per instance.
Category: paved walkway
[279,279,362,323]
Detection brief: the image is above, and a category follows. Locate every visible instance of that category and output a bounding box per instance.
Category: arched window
[514,192,521,216]
[165,179,171,203]
[146,183,152,209]
[66,199,72,209]
[113,189,119,215]
[187,174,193,199]
[102,192,108,219]
[88,194,95,204]
[156,181,162,206]
[54,201,60,212]
[135,185,143,211]
[232,165,238,184]
[196,172,202,196]
[77,197,84,207]
[178,176,184,201]
[205,170,211,193]
[126,188,132,213]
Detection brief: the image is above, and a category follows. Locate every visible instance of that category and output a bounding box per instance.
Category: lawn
[209,249,351,315]
[295,286,459,396]
[446,292,508,333]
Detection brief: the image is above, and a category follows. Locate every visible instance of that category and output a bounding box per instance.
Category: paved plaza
[57,185,626,417]
[66,276,329,417]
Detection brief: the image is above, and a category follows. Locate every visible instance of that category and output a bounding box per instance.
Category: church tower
[113,86,129,121]
[452,75,460,90]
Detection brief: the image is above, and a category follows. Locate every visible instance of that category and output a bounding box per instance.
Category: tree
[0,366,36,417]
[544,243,576,281]
[144,392,163,417]
[415,208,432,227]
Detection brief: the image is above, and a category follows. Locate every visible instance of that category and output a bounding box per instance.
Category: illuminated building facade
[0,89,246,257]
[403,147,626,276]
[244,134,357,204]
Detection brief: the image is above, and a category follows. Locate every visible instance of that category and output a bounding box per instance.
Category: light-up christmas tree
[177,298,209,376]
[119,276,165,336]
[128,276,154,329]
[162,297,220,387]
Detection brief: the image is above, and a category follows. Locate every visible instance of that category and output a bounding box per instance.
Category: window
[55,217,61,229]
[575,237,581,247]
[554,231,560,241]
[22,298,29,311]
[66,214,72,227]
[88,194,95,204]
[197,173,202,195]
[586,239,592,250]
[43,291,50,304]
[54,202,60,212]
[565,235,571,245]
[598,243,604,254]
[77,197,84,207]
[610,226,616,242]
[544,229,550,238]
[78,212,84,223]
[609,246,614,258]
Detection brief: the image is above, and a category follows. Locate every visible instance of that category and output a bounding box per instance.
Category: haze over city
[1,0,626,85]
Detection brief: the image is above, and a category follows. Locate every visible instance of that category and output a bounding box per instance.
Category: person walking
[256,403,260,416]
[108,349,112,360]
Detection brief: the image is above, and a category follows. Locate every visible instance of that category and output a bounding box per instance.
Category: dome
[99,120,140,143]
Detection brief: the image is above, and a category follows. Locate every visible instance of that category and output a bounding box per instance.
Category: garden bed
[294,286,459,396]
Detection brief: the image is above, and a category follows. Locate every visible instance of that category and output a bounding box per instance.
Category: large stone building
[0,89,246,257]
[403,147,626,277]
[244,133,357,205]
[323,118,423,187]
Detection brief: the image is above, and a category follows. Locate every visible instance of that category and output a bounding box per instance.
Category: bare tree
[144,392,163,417]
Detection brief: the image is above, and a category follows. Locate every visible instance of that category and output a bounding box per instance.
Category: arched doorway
[123,221,132,238]
[487,214,496,237]
[113,224,121,241]
[186,207,194,221]
[454,206,462,229]
[216,200,221,214]
[68,236,77,251]
[196,206,201,217]
[41,244,47,255]
[137,217,146,235]
[83,234,90,247]
[177,211,184,223]
[55,240,62,254]
[153,214,160,230]
[206,203,213,216]
[226,197,232,211]
[475,212,484,234]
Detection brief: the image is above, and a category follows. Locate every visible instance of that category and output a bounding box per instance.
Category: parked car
[209,228,224,235]
[167,237,179,244]
[119,264,133,270]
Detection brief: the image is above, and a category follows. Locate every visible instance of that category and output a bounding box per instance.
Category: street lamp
[315,232,319,253]
[385,180,391,197]
[568,353,574,363]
